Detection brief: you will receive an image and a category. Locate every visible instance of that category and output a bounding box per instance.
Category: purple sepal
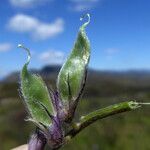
[46,116,64,149]
[51,91,68,121]
[28,131,46,150]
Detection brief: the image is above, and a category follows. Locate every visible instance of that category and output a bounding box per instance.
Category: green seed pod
[19,45,54,128]
[57,14,91,105]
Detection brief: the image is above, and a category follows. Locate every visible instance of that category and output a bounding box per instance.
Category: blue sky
[0,0,150,77]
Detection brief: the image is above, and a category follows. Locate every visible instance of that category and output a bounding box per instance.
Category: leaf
[19,45,54,127]
[57,14,91,104]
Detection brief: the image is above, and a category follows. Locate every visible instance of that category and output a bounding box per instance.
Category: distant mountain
[3,65,150,89]
[40,65,61,74]
[39,65,61,80]
[1,65,150,99]
[2,65,61,83]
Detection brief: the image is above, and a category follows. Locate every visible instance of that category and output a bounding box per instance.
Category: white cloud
[10,0,51,8]
[7,14,64,40]
[106,48,119,55]
[39,50,65,65]
[0,43,13,52]
[69,0,100,11]
[105,48,120,60]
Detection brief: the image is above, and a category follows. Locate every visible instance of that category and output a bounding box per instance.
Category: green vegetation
[0,70,150,150]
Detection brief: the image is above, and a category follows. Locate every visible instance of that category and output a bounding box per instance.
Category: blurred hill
[3,65,150,98]
[2,65,61,83]
[1,65,150,150]
[4,65,150,85]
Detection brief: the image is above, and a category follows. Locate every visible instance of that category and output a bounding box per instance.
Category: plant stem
[66,101,141,138]
[28,101,142,150]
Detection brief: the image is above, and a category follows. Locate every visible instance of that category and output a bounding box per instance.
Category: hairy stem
[66,101,141,138]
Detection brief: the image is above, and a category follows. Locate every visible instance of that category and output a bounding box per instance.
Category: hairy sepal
[20,46,55,128]
[57,14,90,107]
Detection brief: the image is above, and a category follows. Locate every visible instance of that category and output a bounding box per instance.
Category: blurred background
[0,0,150,149]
